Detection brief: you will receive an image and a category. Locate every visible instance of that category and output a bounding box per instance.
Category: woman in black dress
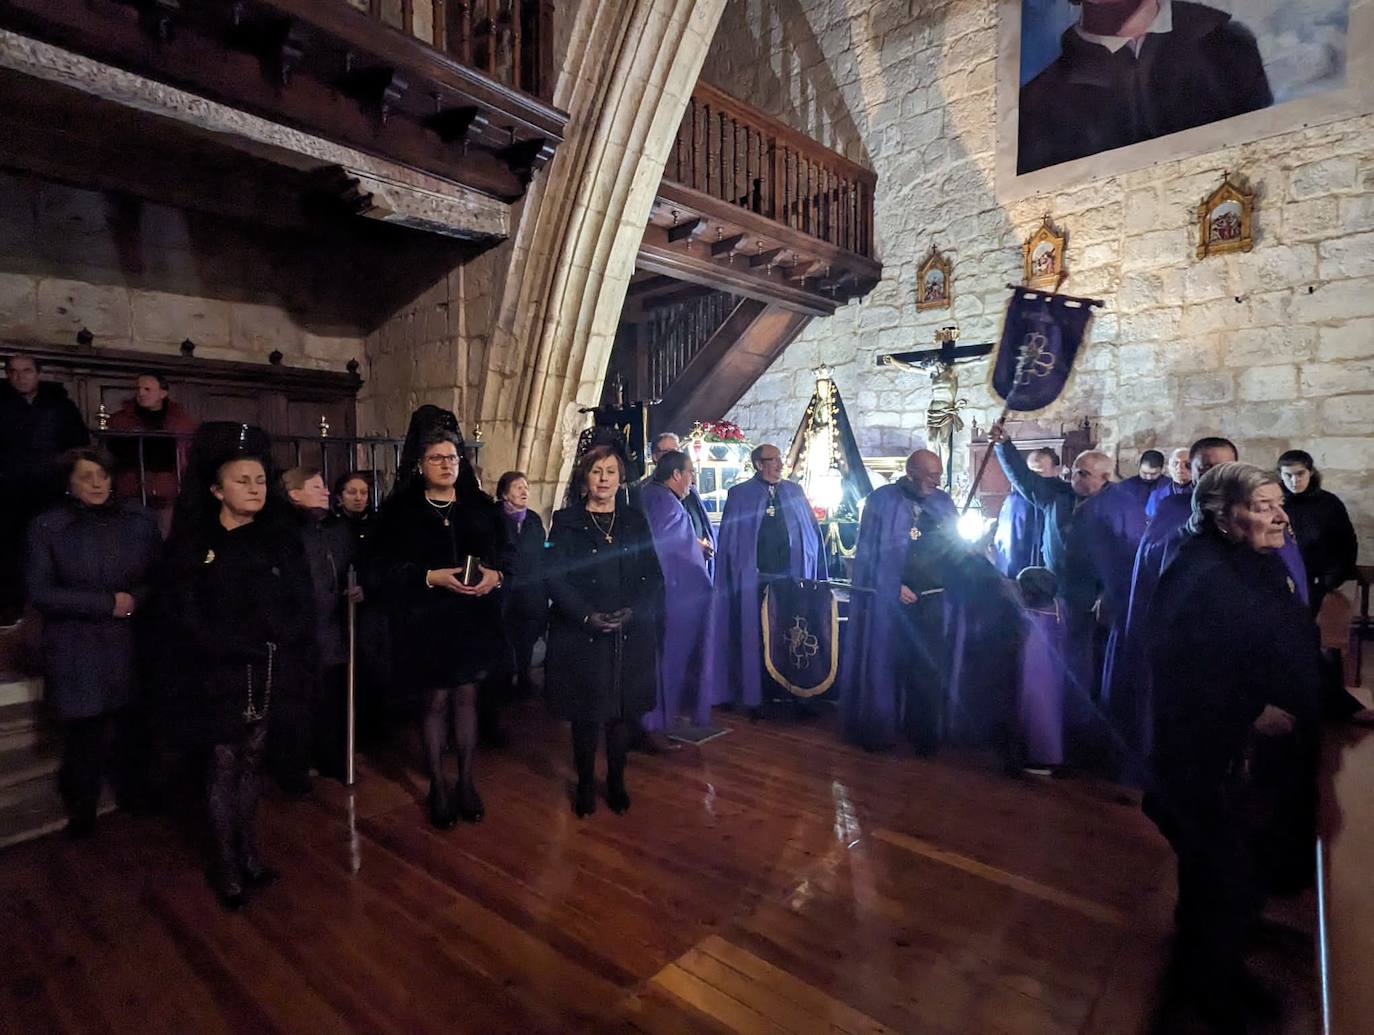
[1276,449,1358,614]
[373,429,509,828]
[544,445,663,817]
[27,446,161,835]
[496,470,547,699]
[159,429,316,908]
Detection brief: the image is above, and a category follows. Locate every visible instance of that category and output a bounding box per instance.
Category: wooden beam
[749,248,784,268]
[710,233,746,258]
[637,227,837,317]
[667,217,705,244]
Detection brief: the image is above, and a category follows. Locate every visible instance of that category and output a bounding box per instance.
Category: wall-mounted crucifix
[876,325,995,488]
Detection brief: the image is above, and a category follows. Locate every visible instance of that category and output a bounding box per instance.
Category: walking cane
[346,564,358,788]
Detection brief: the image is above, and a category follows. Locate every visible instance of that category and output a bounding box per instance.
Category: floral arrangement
[692,419,747,443]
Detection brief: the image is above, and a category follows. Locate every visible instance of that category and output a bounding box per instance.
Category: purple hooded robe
[840,483,957,748]
[1018,605,1067,767]
[710,476,826,708]
[1145,478,1190,520]
[992,490,1044,578]
[640,482,717,730]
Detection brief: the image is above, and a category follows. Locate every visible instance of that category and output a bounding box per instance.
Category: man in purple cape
[639,451,717,732]
[1109,437,1311,780]
[841,450,960,750]
[1119,449,1165,511]
[992,446,1058,577]
[1145,448,1191,519]
[711,442,826,713]
[631,432,717,578]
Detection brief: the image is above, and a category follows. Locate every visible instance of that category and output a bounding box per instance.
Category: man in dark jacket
[1018,0,1272,174]
[1,354,89,618]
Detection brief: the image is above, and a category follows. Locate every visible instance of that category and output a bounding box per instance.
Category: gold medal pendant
[766,506,776,517]
[909,527,921,541]
[443,518,450,527]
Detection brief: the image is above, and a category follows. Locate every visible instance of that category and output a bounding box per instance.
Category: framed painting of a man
[997,0,1371,197]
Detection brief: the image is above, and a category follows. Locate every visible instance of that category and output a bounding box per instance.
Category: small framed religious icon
[916,246,952,311]
[1022,215,1066,290]
[1197,171,1255,260]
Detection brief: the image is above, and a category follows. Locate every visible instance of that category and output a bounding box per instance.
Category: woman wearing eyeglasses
[373,428,510,828]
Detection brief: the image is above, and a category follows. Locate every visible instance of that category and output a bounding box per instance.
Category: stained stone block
[1237,364,1297,403]
[0,273,37,335]
[1181,372,1234,407]
[1305,436,1374,471]
[132,290,231,349]
[36,278,132,342]
[1318,231,1374,281]
[1289,157,1359,201]
[1318,320,1374,362]
[1299,359,1374,398]
[1319,395,1374,434]
[1223,326,1316,366]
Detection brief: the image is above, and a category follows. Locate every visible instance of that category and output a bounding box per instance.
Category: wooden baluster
[767,142,778,223]
[736,120,747,207]
[402,0,414,36]
[488,0,499,82]
[694,102,705,193]
[724,114,733,206]
[433,0,447,51]
[510,0,522,93]
[537,0,554,99]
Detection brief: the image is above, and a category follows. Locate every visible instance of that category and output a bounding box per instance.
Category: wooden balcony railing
[664,82,876,260]
[645,291,741,401]
[349,0,556,102]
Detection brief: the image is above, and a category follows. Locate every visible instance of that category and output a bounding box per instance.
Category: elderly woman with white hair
[1147,462,1323,1030]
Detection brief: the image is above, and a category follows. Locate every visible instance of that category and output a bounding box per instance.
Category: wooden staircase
[0,675,72,850]
[607,81,880,426]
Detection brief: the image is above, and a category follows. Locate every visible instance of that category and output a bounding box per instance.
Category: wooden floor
[0,703,1244,1034]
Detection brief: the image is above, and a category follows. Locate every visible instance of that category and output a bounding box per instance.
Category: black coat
[0,381,89,501]
[26,500,161,720]
[156,517,318,748]
[1150,530,1322,811]
[294,510,355,667]
[543,504,663,723]
[1282,485,1357,606]
[372,486,512,690]
[1018,2,1272,174]
[501,509,548,622]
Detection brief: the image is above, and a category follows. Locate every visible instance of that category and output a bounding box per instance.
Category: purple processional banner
[761,578,838,698]
[991,288,1096,412]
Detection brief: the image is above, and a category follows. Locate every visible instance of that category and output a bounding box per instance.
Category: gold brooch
[203,549,216,565]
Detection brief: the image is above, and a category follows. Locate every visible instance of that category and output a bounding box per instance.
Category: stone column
[473,0,728,510]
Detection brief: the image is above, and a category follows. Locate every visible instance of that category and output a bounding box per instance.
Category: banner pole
[962,409,1009,514]
[345,565,357,788]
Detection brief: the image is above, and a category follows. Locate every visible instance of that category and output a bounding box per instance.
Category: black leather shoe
[574,784,596,818]
[210,866,246,911]
[607,783,631,815]
[427,782,457,830]
[242,857,280,888]
[454,781,484,824]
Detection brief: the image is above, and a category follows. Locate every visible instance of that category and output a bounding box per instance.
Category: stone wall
[0,172,367,372]
[701,0,1374,554]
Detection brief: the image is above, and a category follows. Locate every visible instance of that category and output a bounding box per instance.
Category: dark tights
[207,722,268,881]
[423,684,478,795]
[572,718,629,792]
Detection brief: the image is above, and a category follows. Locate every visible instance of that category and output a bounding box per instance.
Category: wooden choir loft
[606,83,881,434]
